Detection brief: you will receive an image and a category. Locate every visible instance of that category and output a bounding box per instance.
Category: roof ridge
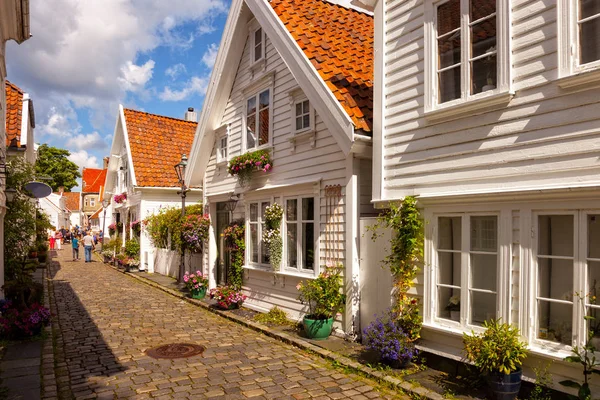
[5,80,24,94]
[123,108,198,125]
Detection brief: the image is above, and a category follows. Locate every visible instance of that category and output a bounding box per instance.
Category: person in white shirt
[82,232,95,263]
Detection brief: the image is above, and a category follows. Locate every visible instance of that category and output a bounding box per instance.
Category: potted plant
[209,286,246,310]
[463,319,528,400]
[446,295,460,321]
[296,265,345,340]
[363,308,417,368]
[126,258,140,272]
[183,270,209,299]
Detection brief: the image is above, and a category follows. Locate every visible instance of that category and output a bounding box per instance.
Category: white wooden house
[186,0,376,335]
[363,0,600,392]
[103,106,202,275]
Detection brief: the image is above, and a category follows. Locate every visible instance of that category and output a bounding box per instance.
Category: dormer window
[217,135,228,163]
[253,27,264,63]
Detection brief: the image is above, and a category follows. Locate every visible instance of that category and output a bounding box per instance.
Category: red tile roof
[270,0,373,133]
[82,168,107,193]
[5,81,23,147]
[63,192,81,211]
[123,108,198,187]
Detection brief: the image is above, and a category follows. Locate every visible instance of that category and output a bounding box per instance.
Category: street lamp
[101,198,109,250]
[174,154,188,284]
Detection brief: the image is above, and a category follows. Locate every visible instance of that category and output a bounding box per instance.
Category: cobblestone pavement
[48,250,408,399]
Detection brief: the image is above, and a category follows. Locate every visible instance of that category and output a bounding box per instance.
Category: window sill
[425,91,514,123]
[557,68,600,92]
[243,264,317,279]
[216,159,228,168]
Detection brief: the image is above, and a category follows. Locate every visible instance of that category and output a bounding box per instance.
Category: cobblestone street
[47,250,407,399]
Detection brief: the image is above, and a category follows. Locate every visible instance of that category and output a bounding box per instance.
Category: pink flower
[263,164,271,171]
[296,283,302,290]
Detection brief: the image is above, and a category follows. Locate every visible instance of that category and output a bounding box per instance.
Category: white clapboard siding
[204,24,349,319]
[381,0,600,200]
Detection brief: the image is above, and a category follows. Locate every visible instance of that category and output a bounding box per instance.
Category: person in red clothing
[49,234,55,250]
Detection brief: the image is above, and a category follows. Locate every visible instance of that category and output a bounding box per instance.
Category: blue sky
[6,0,230,187]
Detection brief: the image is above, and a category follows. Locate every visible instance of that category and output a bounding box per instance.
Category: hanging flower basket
[129,220,141,236]
[181,214,210,253]
[113,192,127,204]
[227,149,272,186]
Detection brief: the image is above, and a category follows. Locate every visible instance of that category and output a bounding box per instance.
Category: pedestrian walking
[82,232,95,262]
[49,234,55,250]
[71,235,80,261]
[55,231,63,250]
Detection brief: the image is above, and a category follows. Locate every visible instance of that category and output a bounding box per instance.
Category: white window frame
[424,0,511,114]
[246,200,271,268]
[216,134,228,165]
[244,87,273,152]
[293,98,313,134]
[252,26,265,65]
[283,196,318,274]
[558,0,600,77]
[427,211,506,332]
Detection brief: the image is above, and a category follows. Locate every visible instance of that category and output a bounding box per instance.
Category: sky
[6,0,231,187]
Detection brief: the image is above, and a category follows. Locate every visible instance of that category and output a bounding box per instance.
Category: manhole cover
[145,343,205,359]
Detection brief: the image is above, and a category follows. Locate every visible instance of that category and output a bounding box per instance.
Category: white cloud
[68,150,100,171]
[201,43,219,68]
[38,106,77,138]
[159,76,209,101]
[66,131,108,151]
[118,60,155,92]
[165,63,187,80]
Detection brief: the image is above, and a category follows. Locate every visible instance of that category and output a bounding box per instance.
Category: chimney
[58,186,64,195]
[103,156,109,169]
[184,107,197,122]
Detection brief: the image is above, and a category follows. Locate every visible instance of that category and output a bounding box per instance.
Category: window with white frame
[559,0,600,75]
[285,197,315,271]
[426,0,509,108]
[248,201,270,266]
[246,89,270,150]
[252,27,264,63]
[294,99,311,132]
[217,135,228,163]
[533,211,600,348]
[435,215,498,326]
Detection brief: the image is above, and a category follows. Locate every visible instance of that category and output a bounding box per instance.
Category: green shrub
[254,306,291,326]
[124,239,140,258]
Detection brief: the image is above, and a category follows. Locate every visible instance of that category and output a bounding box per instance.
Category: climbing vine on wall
[368,196,424,341]
[223,221,245,290]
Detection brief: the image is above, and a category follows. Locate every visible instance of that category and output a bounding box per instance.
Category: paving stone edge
[101,258,443,400]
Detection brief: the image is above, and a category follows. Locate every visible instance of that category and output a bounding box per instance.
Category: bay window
[435,214,498,326]
[285,197,315,271]
[246,89,270,150]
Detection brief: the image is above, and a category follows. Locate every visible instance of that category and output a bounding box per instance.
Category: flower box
[227,149,272,186]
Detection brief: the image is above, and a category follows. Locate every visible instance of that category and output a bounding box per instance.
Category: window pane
[538,215,574,257]
[471,55,497,94]
[302,100,309,114]
[250,223,258,263]
[247,97,256,114]
[302,198,314,220]
[580,18,600,64]
[262,222,269,264]
[287,199,297,221]
[581,0,600,20]
[470,216,497,252]
[261,202,270,218]
[303,114,310,128]
[588,261,600,296]
[470,0,496,22]
[287,223,298,268]
[296,117,303,131]
[589,215,600,259]
[538,301,572,345]
[471,18,497,58]
[296,102,302,116]
[587,307,600,344]
[471,253,497,291]
[470,291,496,326]
[254,28,262,45]
[254,45,262,62]
[538,257,574,301]
[438,34,461,69]
[247,115,256,149]
[437,0,460,35]
[439,67,461,103]
[259,89,270,109]
[259,108,269,146]
[302,222,314,270]
[438,252,461,286]
[438,217,461,250]
[250,203,258,221]
[437,287,460,320]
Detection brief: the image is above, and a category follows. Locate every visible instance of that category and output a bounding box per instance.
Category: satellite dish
[24,181,53,199]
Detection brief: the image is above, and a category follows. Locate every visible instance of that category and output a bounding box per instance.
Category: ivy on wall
[223,221,245,289]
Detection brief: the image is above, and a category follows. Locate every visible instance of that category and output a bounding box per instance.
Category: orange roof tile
[5,81,24,148]
[123,108,198,187]
[271,0,373,133]
[57,191,81,211]
[82,168,107,193]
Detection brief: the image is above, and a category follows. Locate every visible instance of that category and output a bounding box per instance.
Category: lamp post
[174,154,188,284]
[101,199,109,250]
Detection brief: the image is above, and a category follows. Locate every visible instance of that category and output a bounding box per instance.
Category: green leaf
[565,356,582,363]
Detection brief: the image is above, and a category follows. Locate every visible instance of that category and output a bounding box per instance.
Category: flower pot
[191,287,207,300]
[302,316,334,340]
[485,369,522,400]
[450,311,460,321]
